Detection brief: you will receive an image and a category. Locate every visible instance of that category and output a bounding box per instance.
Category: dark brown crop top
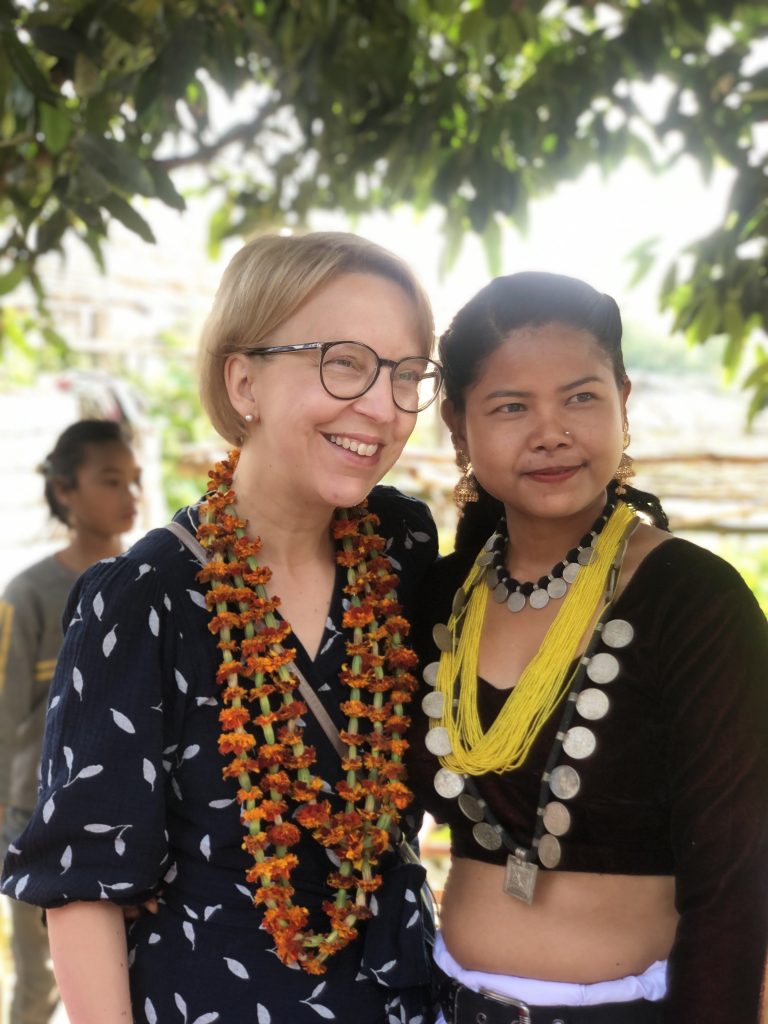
[406,538,768,1022]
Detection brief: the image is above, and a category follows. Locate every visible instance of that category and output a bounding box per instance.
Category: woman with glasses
[2,232,443,1024]
[406,272,768,1023]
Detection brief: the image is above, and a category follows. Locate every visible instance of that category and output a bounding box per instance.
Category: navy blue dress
[2,486,438,1024]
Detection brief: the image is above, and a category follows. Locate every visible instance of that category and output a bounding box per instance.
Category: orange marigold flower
[291,778,325,802]
[242,798,287,823]
[257,743,286,767]
[256,882,296,905]
[208,611,242,633]
[219,731,256,755]
[242,832,270,855]
[294,801,332,829]
[232,535,263,559]
[331,518,363,539]
[221,684,248,703]
[339,700,369,718]
[264,769,292,793]
[283,749,317,770]
[216,662,244,686]
[342,605,375,628]
[267,822,301,847]
[219,707,251,730]
[247,683,276,700]
[386,647,418,669]
[383,780,413,808]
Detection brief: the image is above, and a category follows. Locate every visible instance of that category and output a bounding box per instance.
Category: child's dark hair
[39,420,131,524]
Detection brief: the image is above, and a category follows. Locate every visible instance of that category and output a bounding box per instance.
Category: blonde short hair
[198,231,435,445]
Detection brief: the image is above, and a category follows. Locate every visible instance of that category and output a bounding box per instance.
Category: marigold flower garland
[196,449,419,974]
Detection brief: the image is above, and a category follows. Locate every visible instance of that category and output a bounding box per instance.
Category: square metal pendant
[503,855,538,904]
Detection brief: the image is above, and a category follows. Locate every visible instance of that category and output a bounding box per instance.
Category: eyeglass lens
[320,342,440,412]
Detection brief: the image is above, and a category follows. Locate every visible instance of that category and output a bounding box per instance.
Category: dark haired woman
[407,272,768,1023]
[0,419,140,1024]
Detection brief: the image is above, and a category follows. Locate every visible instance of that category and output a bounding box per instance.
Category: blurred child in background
[0,419,140,1024]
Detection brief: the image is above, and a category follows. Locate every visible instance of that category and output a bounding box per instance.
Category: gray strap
[164,522,346,759]
[165,520,210,565]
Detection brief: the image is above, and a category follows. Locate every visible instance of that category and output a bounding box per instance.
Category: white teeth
[329,435,379,458]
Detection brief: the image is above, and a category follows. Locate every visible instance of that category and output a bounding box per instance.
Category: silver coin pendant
[602,618,635,648]
[576,688,610,721]
[549,764,581,800]
[424,726,452,757]
[432,623,453,653]
[586,652,620,684]
[473,822,502,851]
[433,768,465,799]
[563,725,596,760]
[421,690,444,719]
[529,588,550,610]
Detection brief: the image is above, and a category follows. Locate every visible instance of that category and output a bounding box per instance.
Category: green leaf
[1,29,56,102]
[102,193,156,243]
[74,134,157,197]
[148,164,186,211]
[481,215,502,276]
[0,262,28,296]
[39,102,74,154]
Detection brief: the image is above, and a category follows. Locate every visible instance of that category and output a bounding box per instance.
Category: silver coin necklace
[424,514,637,904]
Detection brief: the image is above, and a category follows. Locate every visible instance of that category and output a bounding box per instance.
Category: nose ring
[564,430,571,436]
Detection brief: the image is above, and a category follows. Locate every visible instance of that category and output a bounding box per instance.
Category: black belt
[434,964,664,1024]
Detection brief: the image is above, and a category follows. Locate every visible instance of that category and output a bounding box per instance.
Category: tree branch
[156,95,283,172]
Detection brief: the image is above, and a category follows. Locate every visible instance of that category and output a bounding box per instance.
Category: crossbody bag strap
[164,521,346,760]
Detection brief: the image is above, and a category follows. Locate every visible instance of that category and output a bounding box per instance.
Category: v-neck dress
[1,485,438,1024]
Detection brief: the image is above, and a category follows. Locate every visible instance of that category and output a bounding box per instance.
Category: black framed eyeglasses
[244,340,443,413]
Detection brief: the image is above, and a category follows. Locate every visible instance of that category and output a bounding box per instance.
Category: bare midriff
[439,857,678,983]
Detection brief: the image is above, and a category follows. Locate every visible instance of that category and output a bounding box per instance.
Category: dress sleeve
[0,576,39,807]
[658,556,768,1021]
[1,548,192,908]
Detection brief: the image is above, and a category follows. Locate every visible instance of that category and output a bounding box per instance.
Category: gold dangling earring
[614,422,635,496]
[454,448,479,514]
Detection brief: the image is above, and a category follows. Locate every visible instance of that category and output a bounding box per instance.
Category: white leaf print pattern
[143,759,156,790]
[224,957,249,979]
[191,1015,219,1024]
[14,875,29,898]
[203,904,221,921]
[307,1005,335,1020]
[187,589,207,608]
[257,1006,271,1024]
[102,625,117,657]
[42,796,55,823]
[48,695,60,712]
[164,594,172,610]
[71,764,102,784]
[208,798,234,809]
[72,667,83,699]
[181,744,200,762]
[64,747,74,770]
[135,564,152,580]
[148,607,160,636]
[174,993,187,1019]
[145,997,158,1024]
[60,846,72,874]
[111,709,135,733]
[199,835,211,861]
[174,669,188,694]
[93,592,104,620]
[148,933,161,944]
[183,920,196,949]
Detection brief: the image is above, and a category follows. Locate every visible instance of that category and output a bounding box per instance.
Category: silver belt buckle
[478,986,532,1024]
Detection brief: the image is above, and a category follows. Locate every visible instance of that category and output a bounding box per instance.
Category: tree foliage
[1,0,767,413]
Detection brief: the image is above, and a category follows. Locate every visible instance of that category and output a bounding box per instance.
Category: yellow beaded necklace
[431,501,637,776]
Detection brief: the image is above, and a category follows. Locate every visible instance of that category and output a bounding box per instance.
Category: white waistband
[434,932,668,1007]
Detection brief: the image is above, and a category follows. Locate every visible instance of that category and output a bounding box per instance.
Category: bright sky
[310,155,733,339]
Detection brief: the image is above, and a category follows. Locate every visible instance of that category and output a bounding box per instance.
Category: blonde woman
[3,233,442,1024]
